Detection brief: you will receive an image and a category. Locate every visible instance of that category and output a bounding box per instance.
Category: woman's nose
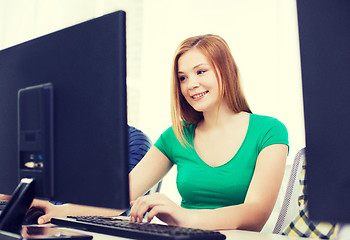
[187,76,200,89]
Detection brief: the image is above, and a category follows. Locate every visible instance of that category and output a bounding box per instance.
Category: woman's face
[177,48,221,113]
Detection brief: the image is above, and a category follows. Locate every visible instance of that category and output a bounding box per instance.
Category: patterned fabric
[273,148,305,234]
[282,158,337,239]
[122,126,152,216]
[128,126,152,173]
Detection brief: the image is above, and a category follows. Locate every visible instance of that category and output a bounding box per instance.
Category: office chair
[272,148,305,234]
[128,126,162,194]
[121,126,162,216]
[273,148,337,239]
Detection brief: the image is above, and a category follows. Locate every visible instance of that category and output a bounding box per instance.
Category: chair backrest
[149,181,162,194]
[272,148,305,234]
[128,126,162,194]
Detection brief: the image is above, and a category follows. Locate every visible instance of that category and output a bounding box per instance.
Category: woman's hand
[0,196,67,225]
[0,194,11,200]
[129,193,192,227]
[31,199,125,224]
[31,199,69,224]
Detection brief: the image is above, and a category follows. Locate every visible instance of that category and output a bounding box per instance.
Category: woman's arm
[130,144,288,231]
[129,146,174,201]
[183,144,288,231]
[33,200,124,224]
[36,146,173,224]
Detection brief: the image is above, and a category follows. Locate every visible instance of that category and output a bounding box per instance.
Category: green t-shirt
[154,113,289,209]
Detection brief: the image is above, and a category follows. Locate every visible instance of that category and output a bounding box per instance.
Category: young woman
[33,34,288,231]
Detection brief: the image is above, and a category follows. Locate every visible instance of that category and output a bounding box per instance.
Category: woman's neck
[200,102,242,130]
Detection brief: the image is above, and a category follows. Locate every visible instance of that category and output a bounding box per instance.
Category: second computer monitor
[298,0,350,223]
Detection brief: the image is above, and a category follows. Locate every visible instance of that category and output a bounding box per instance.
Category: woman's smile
[191,90,209,100]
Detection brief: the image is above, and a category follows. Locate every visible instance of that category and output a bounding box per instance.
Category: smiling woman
[171,34,251,146]
[127,34,289,231]
[137,0,304,233]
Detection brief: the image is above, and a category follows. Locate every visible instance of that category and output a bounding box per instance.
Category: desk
[57,226,310,240]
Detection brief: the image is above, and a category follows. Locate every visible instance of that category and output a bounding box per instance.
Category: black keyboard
[51,216,226,240]
[0,200,7,212]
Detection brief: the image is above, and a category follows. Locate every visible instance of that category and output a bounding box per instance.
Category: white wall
[0,0,144,126]
[0,0,305,232]
[139,0,304,158]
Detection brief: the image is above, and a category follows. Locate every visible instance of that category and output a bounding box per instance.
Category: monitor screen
[297,0,350,223]
[0,11,129,210]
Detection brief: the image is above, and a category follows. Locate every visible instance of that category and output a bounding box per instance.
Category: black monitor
[297,0,350,223]
[0,10,129,235]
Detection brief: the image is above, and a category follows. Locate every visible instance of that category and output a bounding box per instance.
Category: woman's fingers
[0,194,11,200]
[146,205,171,223]
[38,214,51,224]
[130,195,157,223]
[129,193,182,225]
[31,200,68,224]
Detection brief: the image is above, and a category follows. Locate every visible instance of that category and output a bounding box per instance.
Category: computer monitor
[297,0,350,223]
[0,10,129,235]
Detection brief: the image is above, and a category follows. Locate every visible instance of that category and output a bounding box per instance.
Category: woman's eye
[197,70,206,75]
[178,76,187,82]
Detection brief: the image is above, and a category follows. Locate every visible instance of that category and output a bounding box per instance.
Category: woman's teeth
[192,91,208,99]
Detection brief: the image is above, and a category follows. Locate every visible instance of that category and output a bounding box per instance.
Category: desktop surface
[47,216,312,240]
[51,216,226,240]
[52,225,311,240]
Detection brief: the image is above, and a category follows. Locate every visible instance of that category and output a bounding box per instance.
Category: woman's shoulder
[250,113,288,133]
[163,124,196,135]
[155,124,195,158]
[250,113,284,125]
[248,113,289,149]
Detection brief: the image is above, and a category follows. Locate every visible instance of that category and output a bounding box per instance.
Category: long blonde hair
[171,34,251,146]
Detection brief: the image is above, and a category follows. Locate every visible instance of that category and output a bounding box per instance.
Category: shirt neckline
[189,113,252,168]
